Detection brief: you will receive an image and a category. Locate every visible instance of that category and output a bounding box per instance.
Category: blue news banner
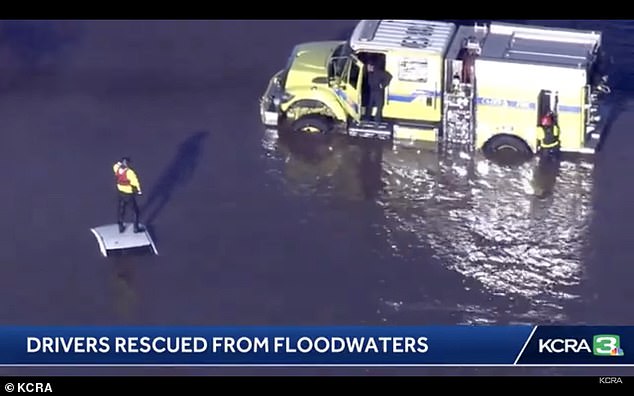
[0,326,631,365]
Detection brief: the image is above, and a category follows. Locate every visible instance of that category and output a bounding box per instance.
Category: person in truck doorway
[113,157,144,233]
[365,63,392,123]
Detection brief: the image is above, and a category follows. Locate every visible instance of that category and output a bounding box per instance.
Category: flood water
[0,19,632,375]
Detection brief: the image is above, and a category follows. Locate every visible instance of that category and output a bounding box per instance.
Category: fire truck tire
[485,135,532,155]
[291,115,332,135]
[483,135,533,165]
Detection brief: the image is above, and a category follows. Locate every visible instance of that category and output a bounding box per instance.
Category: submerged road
[0,20,632,375]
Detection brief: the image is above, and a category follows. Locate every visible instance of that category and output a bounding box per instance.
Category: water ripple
[263,129,597,323]
[381,148,595,320]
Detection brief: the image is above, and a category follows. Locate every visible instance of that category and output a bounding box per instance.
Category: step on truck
[259,19,611,158]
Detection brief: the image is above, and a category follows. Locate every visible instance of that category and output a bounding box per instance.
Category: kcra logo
[538,334,625,356]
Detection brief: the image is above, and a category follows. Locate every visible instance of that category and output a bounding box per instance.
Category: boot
[134,223,145,233]
[118,222,125,233]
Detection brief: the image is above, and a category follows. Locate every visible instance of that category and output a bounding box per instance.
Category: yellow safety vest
[113,163,141,194]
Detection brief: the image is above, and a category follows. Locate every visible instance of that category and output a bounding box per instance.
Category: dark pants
[365,91,385,122]
[118,191,140,228]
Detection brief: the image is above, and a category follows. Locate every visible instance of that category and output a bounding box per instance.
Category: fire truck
[260,20,611,158]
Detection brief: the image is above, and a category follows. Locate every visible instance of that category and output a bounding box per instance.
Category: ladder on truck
[442,83,475,150]
[438,82,478,183]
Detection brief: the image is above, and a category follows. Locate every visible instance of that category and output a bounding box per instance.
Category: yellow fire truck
[260,20,611,158]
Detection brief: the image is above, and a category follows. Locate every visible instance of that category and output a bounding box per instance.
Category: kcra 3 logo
[538,334,625,356]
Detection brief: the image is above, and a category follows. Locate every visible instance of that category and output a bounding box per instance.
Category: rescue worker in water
[539,111,561,157]
[113,158,144,233]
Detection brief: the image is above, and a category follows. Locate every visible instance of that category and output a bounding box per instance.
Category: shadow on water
[358,139,385,200]
[141,131,210,236]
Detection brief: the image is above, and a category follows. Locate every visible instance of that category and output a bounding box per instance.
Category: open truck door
[334,55,364,122]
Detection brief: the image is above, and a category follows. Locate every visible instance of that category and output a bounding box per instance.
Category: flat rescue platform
[90,223,158,257]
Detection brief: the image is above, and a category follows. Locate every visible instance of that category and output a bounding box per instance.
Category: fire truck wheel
[484,135,532,165]
[291,115,332,135]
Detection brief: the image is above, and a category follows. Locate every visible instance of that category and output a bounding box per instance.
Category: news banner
[0,325,631,391]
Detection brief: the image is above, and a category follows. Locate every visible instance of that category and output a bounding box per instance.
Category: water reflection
[112,258,138,322]
[263,128,386,202]
[382,147,595,323]
[262,130,596,324]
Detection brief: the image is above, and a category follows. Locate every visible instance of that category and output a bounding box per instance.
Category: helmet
[121,157,131,167]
